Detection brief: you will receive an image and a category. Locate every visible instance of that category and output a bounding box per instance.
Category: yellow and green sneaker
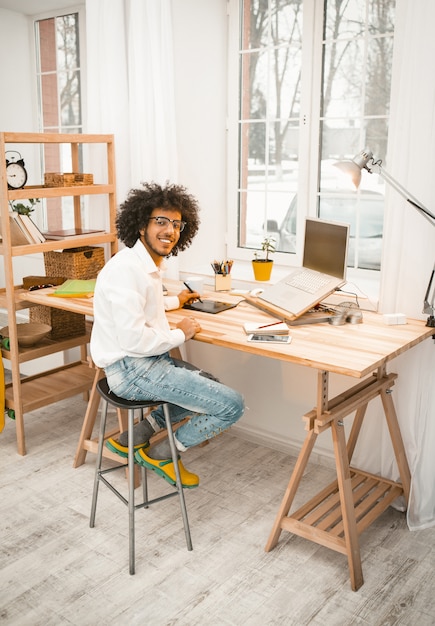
[134,448,199,489]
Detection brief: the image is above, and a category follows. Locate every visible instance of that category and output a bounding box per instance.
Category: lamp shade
[334,146,435,325]
[334,150,374,188]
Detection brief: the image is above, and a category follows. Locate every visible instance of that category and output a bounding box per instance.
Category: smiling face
[139,208,183,265]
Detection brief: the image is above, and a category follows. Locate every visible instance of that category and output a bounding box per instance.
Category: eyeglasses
[147,216,186,232]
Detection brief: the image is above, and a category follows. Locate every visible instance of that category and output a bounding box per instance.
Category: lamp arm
[376,165,435,227]
[375,163,435,325]
[423,261,435,314]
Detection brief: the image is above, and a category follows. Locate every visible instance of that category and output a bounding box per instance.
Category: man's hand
[177,317,202,340]
[178,288,200,307]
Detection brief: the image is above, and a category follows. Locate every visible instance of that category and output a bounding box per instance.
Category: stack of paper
[243,321,290,335]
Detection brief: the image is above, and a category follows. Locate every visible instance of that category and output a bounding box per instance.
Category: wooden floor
[1,394,435,625]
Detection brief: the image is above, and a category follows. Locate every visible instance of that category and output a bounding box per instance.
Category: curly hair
[116,181,201,255]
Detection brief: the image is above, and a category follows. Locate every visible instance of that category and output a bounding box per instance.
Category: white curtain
[85,0,179,276]
[126,0,178,187]
[85,0,130,200]
[354,0,435,530]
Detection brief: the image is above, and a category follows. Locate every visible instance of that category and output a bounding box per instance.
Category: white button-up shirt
[90,240,185,368]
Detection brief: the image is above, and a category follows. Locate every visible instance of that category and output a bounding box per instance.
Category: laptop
[247,217,349,321]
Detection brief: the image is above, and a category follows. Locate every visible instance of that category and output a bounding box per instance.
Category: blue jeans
[104,353,244,450]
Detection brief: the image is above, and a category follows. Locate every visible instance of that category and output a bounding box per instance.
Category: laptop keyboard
[286,270,330,294]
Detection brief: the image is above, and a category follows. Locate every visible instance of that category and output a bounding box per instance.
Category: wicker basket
[44,172,94,187]
[29,306,86,340]
[43,246,105,280]
[24,274,86,340]
[36,247,103,340]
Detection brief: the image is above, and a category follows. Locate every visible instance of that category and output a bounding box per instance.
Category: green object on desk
[50,279,96,298]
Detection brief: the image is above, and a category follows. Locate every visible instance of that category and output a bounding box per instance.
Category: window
[36,13,82,135]
[228,0,395,276]
[34,11,84,230]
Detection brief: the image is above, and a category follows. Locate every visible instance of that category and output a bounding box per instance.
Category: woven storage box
[25,274,85,339]
[29,306,86,340]
[23,266,86,340]
[44,172,94,187]
[44,246,105,280]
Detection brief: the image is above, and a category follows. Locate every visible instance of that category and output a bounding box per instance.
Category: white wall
[0,9,35,130]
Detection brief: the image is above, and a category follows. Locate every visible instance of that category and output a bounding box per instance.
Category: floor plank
[1,396,434,625]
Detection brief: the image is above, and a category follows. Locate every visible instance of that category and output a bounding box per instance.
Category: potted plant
[252,235,276,281]
[9,198,40,215]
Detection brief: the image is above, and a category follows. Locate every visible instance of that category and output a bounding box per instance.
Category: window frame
[31,6,86,231]
[33,6,87,132]
[226,0,392,300]
[226,0,323,268]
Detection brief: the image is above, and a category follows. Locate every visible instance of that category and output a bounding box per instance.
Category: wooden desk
[22,282,434,590]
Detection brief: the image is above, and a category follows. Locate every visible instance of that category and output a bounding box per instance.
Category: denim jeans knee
[105,354,244,449]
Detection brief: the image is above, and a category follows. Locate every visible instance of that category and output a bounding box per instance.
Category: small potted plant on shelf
[9,198,39,215]
[252,235,276,281]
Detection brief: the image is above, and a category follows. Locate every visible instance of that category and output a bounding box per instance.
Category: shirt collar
[132,238,167,274]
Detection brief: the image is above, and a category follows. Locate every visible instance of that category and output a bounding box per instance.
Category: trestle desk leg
[265,428,317,552]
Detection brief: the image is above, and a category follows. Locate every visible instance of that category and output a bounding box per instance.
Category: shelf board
[8,183,115,200]
[0,232,116,257]
[0,286,39,310]
[4,131,114,144]
[1,327,91,363]
[4,361,95,413]
[0,287,94,312]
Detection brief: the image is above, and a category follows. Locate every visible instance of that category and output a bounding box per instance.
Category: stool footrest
[97,469,181,510]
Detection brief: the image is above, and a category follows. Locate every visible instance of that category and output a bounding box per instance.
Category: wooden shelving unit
[0,132,118,455]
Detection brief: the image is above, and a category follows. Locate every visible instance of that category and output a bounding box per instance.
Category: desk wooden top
[21,281,434,379]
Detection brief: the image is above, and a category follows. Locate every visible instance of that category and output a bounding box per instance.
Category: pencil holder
[215,274,231,291]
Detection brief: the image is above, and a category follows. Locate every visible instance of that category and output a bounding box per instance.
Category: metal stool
[89,377,193,574]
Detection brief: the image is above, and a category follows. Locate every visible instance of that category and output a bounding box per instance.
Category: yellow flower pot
[252,260,273,281]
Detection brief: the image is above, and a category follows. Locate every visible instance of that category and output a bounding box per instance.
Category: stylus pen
[183,281,203,303]
[258,320,283,329]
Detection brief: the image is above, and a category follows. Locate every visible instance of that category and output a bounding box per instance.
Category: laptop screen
[303,218,349,279]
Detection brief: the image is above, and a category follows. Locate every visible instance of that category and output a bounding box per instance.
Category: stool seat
[90,377,193,574]
[96,377,162,411]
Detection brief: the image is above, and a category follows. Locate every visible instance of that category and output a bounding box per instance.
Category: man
[90,182,245,488]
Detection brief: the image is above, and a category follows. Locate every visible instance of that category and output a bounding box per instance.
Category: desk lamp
[334,149,435,327]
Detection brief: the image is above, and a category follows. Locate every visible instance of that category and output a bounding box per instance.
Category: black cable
[335,288,360,308]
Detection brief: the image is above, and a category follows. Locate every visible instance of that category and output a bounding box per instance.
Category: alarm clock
[6,150,28,190]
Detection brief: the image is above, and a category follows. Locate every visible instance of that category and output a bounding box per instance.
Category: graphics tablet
[183,300,237,314]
